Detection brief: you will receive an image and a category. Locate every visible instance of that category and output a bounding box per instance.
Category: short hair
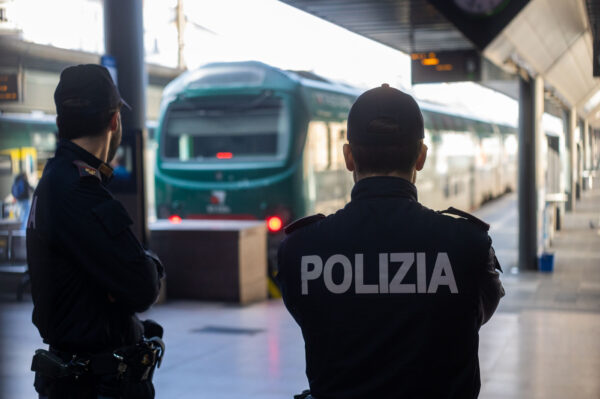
[350,117,422,175]
[56,109,116,140]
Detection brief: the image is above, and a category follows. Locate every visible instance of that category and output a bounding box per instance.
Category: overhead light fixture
[584,89,600,113]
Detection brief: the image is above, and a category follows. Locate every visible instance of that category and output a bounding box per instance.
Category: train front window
[162,95,289,162]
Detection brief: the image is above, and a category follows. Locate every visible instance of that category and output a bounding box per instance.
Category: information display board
[0,73,18,101]
[411,50,481,84]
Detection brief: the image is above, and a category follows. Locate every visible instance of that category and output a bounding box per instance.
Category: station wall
[0,68,166,121]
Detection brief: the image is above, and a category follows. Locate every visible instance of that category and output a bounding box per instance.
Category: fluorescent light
[584,89,600,113]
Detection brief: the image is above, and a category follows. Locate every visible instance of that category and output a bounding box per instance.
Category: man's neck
[71,134,109,163]
[355,170,415,184]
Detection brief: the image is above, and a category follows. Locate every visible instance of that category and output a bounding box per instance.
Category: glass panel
[162,95,287,162]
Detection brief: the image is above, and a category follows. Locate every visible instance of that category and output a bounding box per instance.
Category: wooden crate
[149,220,267,304]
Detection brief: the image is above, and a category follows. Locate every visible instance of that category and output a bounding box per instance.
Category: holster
[31,349,89,379]
[112,337,165,383]
[294,390,314,399]
[31,321,165,399]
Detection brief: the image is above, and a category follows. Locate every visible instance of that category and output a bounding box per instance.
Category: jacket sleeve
[53,179,161,313]
[477,239,505,326]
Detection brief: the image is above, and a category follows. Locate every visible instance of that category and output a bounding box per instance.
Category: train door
[303,120,350,216]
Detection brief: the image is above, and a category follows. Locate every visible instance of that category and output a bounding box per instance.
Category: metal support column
[566,108,577,211]
[104,0,148,245]
[518,74,540,271]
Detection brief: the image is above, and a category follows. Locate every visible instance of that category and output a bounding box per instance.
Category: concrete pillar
[534,77,546,255]
[104,0,149,245]
[518,74,544,271]
[565,108,577,211]
[576,120,583,198]
[595,129,599,169]
[591,129,596,169]
[583,120,590,172]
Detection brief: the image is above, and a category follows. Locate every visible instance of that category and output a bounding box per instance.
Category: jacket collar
[351,176,418,202]
[55,140,114,184]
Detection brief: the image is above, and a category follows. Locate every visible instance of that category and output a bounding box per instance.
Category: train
[153,60,519,275]
[0,112,160,219]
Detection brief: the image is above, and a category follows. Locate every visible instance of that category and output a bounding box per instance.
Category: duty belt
[294,390,317,399]
[31,337,165,382]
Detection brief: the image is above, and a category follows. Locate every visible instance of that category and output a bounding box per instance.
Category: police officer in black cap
[278,84,504,399]
[27,64,165,399]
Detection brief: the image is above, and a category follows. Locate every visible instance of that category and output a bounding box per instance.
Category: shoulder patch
[284,214,326,235]
[438,206,490,231]
[73,160,101,181]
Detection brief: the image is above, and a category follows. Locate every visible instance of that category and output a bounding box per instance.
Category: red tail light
[216,152,233,159]
[169,215,182,224]
[267,216,283,233]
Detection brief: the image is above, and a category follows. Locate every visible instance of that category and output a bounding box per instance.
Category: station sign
[411,50,481,84]
[0,73,19,102]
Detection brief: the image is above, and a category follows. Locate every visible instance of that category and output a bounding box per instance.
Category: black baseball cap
[347,84,424,146]
[54,64,131,116]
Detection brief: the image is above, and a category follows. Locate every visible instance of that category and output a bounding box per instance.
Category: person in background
[11,170,33,229]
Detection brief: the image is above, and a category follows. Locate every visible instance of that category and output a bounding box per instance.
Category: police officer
[277,85,504,399]
[26,64,164,399]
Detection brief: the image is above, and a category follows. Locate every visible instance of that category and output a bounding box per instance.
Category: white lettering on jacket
[300,253,458,295]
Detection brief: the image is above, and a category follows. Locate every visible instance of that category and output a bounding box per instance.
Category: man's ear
[415,142,427,171]
[109,111,119,132]
[343,143,355,172]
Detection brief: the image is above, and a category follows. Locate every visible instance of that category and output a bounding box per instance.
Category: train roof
[0,112,56,125]
[162,60,359,100]
[163,61,520,131]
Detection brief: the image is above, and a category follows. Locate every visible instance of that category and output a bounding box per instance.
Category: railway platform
[1,178,599,399]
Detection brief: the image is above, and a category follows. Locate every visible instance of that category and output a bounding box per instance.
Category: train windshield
[161,94,289,163]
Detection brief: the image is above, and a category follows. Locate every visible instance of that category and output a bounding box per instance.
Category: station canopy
[280,0,600,127]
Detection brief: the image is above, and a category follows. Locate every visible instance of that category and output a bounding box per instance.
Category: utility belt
[31,337,165,384]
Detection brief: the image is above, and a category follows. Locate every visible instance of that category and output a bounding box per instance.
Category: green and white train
[154,61,518,265]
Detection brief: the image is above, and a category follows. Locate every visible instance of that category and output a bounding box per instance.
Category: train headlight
[267,216,283,233]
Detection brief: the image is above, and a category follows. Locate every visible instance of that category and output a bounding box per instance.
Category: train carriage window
[162,95,289,162]
[305,121,330,171]
[422,111,434,131]
[0,155,11,176]
[453,117,467,133]
[431,113,444,131]
[441,114,455,131]
[329,122,347,170]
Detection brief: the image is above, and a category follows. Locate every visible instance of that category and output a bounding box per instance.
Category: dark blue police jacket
[277,176,504,399]
[26,140,162,354]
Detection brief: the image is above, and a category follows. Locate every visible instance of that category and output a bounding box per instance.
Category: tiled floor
[1,178,599,398]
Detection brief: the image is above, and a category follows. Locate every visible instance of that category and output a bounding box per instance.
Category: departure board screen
[0,73,18,101]
[411,50,481,84]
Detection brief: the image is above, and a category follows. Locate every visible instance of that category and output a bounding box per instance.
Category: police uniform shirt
[277,176,504,399]
[26,140,162,354]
